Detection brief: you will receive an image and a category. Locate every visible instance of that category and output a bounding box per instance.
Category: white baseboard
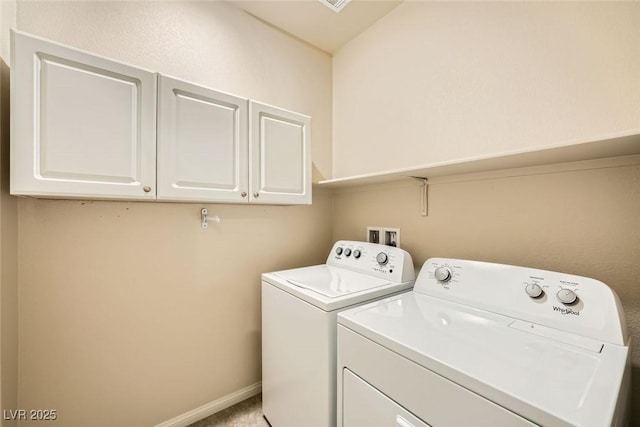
[155,382,262,427]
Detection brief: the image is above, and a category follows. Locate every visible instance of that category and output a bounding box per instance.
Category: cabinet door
[249,101,311,205]
[157,75,249,203]
[10,30,157,200]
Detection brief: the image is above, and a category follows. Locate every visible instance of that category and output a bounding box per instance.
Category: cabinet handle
[241,192,247,198]
[143,186,151,193]
[253,192,260,198]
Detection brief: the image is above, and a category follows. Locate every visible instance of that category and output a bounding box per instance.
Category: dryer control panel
[414,258,627,346]
[328,241,415,284]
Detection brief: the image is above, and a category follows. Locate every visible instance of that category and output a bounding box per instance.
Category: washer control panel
[415,258,626,345]
[328,241,415,283]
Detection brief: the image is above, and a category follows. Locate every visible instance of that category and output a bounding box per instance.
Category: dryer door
[343,369,430,427]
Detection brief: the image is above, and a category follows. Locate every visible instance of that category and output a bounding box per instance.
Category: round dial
[525,283,543,299]
[434,266,452,282]
[335,247,343,256]
[556,289,578,305]
[353,250,361,259]
[344,248,352,257]
[376,252,389,265]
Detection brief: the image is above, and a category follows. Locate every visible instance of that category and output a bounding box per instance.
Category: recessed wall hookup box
[367,226,382,244]
[384,227,400,247]
[367,226,400,248]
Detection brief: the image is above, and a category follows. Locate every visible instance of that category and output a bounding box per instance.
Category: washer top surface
[262,240,415,312]
[338,258,630,427]
[272,265,392,298]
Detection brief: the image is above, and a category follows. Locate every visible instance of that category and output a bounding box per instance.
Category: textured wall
[332,156,640,423]
[332,4,640,419]
[1,58,19,427]
[333,2,640,177]
[0,1,19,425]
[17,0,333,180]
[19,196,333,426]
[0,0,16,63]
[14,1,333,426]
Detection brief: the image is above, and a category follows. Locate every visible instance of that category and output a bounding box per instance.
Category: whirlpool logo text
[553,306,580,316]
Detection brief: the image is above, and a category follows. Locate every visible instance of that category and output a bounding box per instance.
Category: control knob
[525,283,543,299]
[344,248,352,257]
[335,247,343,256]
[376,252,389,266]
[556,289,578,305]
[434,267,452,282]
[353,250,361,259]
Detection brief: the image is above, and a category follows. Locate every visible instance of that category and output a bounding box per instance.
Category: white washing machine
[262,240,415,427]
[337,258,630,427]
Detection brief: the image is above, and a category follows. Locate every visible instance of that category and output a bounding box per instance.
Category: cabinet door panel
[157,75,248,202]
[250,101,311,205]
[39,56,139,182]
[262,116,304,193]
[11,30,156,200]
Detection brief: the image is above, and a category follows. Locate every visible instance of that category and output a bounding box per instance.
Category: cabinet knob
[143,186,151,193]
[254,192,260,198]
[241,192,247,198]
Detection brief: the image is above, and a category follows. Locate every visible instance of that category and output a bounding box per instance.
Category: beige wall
[13,1,333,426]
[0,1,19,426]
[0,0,16,64]
[5,1,640,426]
[16,0,333,181]
[1,59,19,427]
[333,2,640,177]
[331,156,640,423]
[333,4,640,419]
[18,196,332,426]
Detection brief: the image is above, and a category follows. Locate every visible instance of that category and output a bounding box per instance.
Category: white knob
[434,267,452,282]
[525,283,543,298]
[556,289,578,305]
[376,252,388,265]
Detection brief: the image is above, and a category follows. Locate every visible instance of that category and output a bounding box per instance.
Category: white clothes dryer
[262,241,415,427]
[337,258,630,427]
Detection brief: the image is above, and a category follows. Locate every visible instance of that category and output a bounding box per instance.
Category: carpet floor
[187,394,269,427]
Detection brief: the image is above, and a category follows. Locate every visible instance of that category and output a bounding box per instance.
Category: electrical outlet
[367,227,382,244]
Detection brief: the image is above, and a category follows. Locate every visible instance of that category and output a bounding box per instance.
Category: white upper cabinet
[157,75,249,203]
[250,101,311,205]
[10,31,312,205]
[10,30,157,200]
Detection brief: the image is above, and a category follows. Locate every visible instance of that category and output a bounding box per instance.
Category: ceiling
[228,0,403,54]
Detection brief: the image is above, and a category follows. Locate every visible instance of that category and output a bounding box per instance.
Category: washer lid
[263,265,414,312]
[273,265,391,298]
[338,292,629,427]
